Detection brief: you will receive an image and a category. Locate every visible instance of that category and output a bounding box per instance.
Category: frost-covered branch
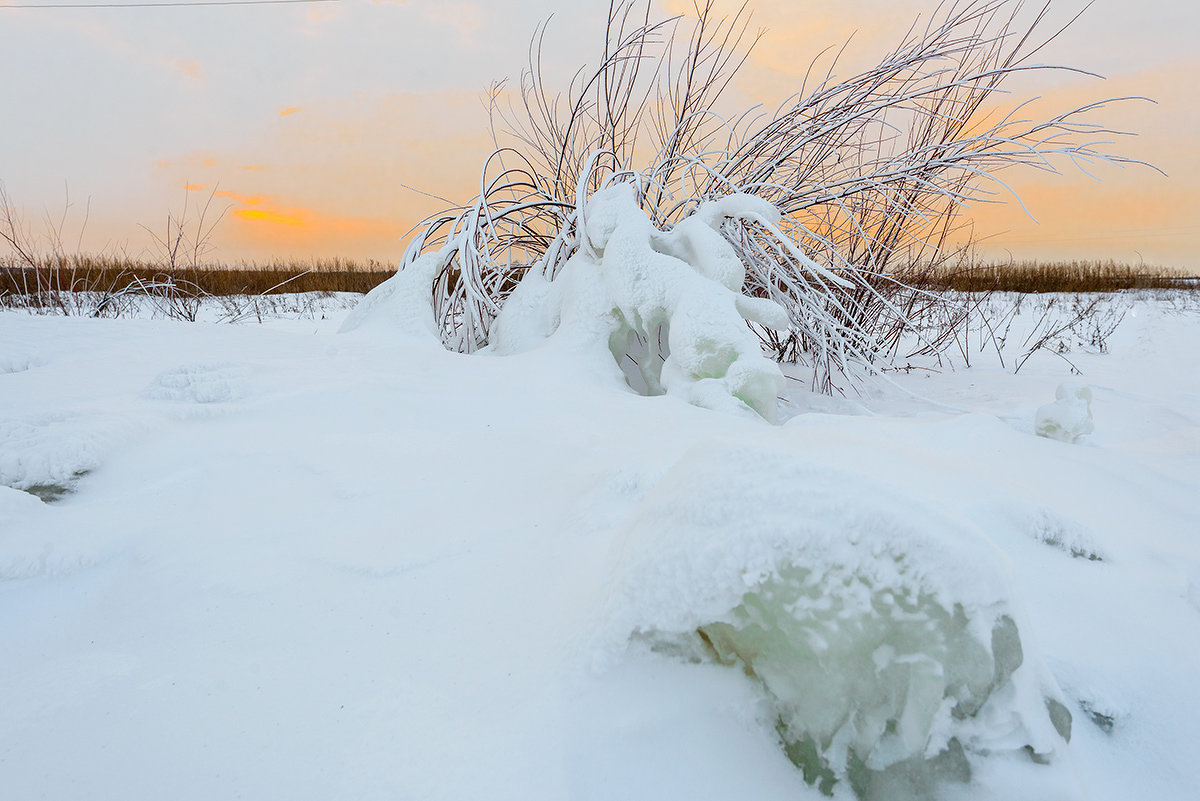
[382,0,1144,399]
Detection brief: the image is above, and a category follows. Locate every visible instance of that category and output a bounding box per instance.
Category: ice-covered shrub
[606,444,1075,800]
[490,184,791,419]
[1035,383,1094,443]
[370,0,1139,397]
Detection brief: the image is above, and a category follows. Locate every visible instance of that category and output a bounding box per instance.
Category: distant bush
[0,258,394,309]
[916,260,1195,293]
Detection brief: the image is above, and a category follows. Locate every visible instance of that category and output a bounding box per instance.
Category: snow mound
[1028,509,1104,561]
[0,353,45,374]
[1048,661,1129,737]
[0,413,127,496]
[0,484,44,529]
[338,250,446,340]
[605,443,1075,801]
[489,184,790,420]
[143,363,252,404]
[1035,383,1094,443]
[1187,573,1200,615]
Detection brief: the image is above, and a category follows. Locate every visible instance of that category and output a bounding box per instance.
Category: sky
[0,0,1196,268]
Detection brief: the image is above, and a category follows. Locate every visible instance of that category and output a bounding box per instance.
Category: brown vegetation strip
[912,260,1196,293]
[1,257,395,300]
[3,256,1196,305]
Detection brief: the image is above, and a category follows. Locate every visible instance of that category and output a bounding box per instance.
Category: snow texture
[0,413,123,493]
[339,249,446,340]
[1,291,1199,801]
[144,363,252,404]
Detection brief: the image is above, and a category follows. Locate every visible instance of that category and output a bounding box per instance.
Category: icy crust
[490,184,790,420]
[605,443,1075,800]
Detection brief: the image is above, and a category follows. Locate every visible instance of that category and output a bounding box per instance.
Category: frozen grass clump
[0,415,112,498]
[1035,383,1094,443]
[374,0,1143,398]
[607,443,1075,800]
[490,184,790,419]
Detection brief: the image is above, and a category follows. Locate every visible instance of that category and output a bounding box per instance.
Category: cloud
[418,2,484,43]
[167,59,204,81]
[145,88,495,261]
[223,203,405,262]
[653,7,1197,264]
[279,107,304,118]
[234,208,305,227]
[214,190,273,206]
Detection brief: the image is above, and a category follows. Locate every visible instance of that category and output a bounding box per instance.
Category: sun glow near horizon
[1,0,1195,268]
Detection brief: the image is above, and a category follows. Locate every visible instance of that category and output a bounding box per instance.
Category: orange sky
[1,0,1196,269]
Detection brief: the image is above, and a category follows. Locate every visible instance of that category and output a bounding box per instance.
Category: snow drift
[605,442,1076,800]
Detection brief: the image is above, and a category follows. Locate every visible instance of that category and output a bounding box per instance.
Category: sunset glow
[0,0,1194,268]
[233,208,305,227]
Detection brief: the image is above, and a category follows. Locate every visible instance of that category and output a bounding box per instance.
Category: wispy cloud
[215,190,273,206]
[167,58,204,81]
[279,106,304,118]
[418,2,484,43]
[235,208,305,227]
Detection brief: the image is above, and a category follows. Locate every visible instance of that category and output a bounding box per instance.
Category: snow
[1036,383,1095,443]
[1,290,1199,800]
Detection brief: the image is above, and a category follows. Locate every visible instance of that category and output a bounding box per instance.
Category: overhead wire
[2,0,337,9]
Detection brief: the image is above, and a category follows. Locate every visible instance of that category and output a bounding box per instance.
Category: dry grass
[1,256,395,308]
[3,255,1195,314]
[915,260,1197,293]
[1,181,395,313]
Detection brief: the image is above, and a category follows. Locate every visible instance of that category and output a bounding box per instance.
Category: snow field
[1,291,1198,800]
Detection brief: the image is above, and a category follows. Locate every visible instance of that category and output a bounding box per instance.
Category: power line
[2,0,337,8]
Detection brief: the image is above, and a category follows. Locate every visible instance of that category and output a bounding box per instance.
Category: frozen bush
[1035,384,1094,444]
[606,443,1075,800]
[490,184,790,420]
[377,0,1140,395]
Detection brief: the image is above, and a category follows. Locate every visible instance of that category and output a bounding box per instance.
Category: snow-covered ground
[2,291,1198,800]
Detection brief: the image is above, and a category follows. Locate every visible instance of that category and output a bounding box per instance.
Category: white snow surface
[2,291,1199,800]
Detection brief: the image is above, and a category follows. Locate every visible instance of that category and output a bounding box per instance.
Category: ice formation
[489,184,791,420]
[1035,383,1094,443]
[607,443,1075,801]
[345,183,792,419]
